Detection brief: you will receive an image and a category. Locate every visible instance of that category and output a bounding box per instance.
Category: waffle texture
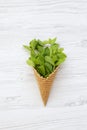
[33,67,58,106]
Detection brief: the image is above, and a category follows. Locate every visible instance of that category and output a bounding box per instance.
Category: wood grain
[0,0,87,129]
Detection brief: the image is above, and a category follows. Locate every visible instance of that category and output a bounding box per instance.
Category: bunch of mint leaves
[23,38,67,78]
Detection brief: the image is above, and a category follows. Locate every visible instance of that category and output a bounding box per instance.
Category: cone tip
[42,99,48,106]
[43,101,47,106]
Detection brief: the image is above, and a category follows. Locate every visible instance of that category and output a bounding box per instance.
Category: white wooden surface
[0,0,87,129]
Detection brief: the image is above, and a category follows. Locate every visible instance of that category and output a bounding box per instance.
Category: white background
[0,0,87,129]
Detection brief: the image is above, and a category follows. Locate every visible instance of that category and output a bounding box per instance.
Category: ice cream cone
[33,67,58,106]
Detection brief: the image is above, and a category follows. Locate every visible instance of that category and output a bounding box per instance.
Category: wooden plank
[0,0,87,129]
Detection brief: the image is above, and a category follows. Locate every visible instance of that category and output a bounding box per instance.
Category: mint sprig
[23,38,67,78]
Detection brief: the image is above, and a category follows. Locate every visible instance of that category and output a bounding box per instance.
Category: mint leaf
[49,37,57,44]
[23,38,67,78]
[27,59,35,67]
[37,45,43,52]
[37,65,45,76]
[52,55,58,63]
[43,40,49,44]
[45,56,54,66]
[45,62,53,73]
[30,39,37,49]
[58,48,64,52]
[44,47,50,56]
[23,45,30,51]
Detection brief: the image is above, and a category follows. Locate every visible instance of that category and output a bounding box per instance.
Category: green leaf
[39,55,45,64]
[42,40,49,44]
[37,45,43,52]
[23,45,30,51]
[49,37,57,44]
[31,57,38,65]
[50,44,59,54]
[37,39,43,46]
[55,59,65,66]
[52,55,58,63]
[58,53,67,59]
[45,62,53,73]
[58,48,64,52]
[35,55,44,65]
[37,65,45,76]
[45,56,54,66]
[30,39,37,49]
[44,47,50,56]
[27,59,35,67]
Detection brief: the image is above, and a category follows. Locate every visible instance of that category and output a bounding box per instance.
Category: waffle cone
[33,67,58,106]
